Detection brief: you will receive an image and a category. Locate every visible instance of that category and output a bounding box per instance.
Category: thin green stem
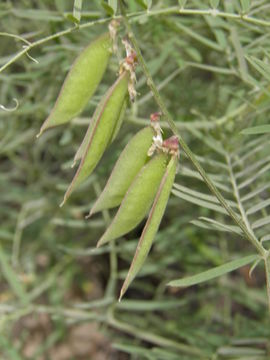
[107,309,207,357]
[119,2,266,258]
[226,154,259,241]
[0,18,110,74]
[0,32,31,45]
[130,6,270,27]
[264,253,270,312]
[93,182,118,299]
[2,5,270,74]
[0,302,206,356]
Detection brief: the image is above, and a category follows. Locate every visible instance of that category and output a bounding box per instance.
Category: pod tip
[96,234,107,248]
[118,289,125,302]
[59,198,65,208]
[150,112,162,123]
[36,130,42,138]
[85,211,92,219]
[96,240,102,248]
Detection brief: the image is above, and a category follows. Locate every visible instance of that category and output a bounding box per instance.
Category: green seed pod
[97,152,168,247]
[73,98,127,166]
[72,88,114,167]
[119,155,178,300]
[110,99,127,143]
[37,33,112,137]
[88,126,155,217]
[60,71,129,206]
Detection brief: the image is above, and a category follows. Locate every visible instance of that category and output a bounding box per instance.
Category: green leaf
[210,0,220,9]
[241,125,270,135]
[191,217,243,235]
[174,21,223,52]
[145,0,152,10]
[240,0,251,13]
[0,245,30,305]
[73,0,83,23]
[101,1,114,16]
[65,13,80,24]
[252,216,270,230]
[135,0,147,10]
[178,0,187,8]
[168,255,258,287]
[172,188,228,214]
[246,198,270,215]
[108,0,118,14]
[173,183,237,208]
[12,8,63,21]
[245,55,270,82]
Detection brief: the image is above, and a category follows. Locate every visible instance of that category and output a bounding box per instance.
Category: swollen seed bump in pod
[72,99,128,167]
[119,137,179,300]
[60,71,130,206]
[96,152,168,247]
[88,126,155,217]
[37,32,112,137]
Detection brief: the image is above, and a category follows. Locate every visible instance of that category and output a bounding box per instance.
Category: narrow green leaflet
[210,0,220,9]
[172,188,228,214]
[61,72,129,205]
[146,0,152,9]
[174,21,222,52]
[37,33,112,136]
[101,1,114,16]
[73,0,83,23]
[245,55,270,82]
[108,0,117,14]
[97,153,168,247]
[120,156,177,300]
[241,125,270,135]
[246,198,270,215]
[0,245,30,305]
[12,8,63,21]
[178,0,187,9]
[240,0,251,13]
[135,0,148,10]
[89,126,154,216]
[168,255,258,287]
[252,216,270,230]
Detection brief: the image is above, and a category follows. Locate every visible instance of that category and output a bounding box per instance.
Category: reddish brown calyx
[125,51,137,69]
[150,112,162,123]
[162,136,179,157]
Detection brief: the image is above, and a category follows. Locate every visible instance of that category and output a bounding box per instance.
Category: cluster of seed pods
[37,23,179,299]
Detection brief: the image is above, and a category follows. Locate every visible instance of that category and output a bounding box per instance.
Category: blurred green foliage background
[1,0,270,359]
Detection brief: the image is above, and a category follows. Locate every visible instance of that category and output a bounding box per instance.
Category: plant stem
[226,154,262,251]
[2,5,270,74]
[107,309,207,357]
[93,182,118,299]
[264,253,270,312]
[119,1,266,258]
